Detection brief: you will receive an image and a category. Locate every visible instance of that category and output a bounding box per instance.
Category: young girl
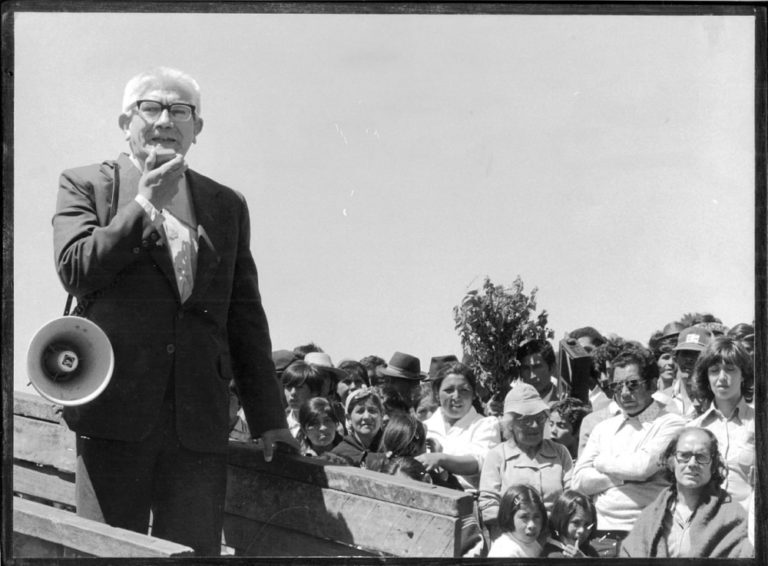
[414,381,439,422]
[297,397,343,457]
[487,484,546,558]
[542,490,599,558]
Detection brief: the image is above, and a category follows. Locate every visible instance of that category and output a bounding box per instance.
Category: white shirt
[424,406,501,490]
[135,180,198,303]
[487,532,542,558]
[573,401,685,531]
[689,397,755,506]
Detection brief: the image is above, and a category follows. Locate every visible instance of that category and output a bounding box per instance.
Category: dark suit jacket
[53,153,286,453]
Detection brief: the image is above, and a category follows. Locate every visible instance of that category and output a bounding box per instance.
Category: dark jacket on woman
[330,430,383,467]
[620,485,753,558]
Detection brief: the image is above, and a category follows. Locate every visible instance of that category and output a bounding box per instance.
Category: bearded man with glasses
[53,67,298,555]
[572,349,684,554]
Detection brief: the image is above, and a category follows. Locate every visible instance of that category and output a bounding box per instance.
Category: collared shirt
[573,401,685,531]
[670,379,699,420]
[663,499,694,557]
[589,386,612,411]
[285,408,300,438]
[690,397,755,505]
[132,157,198,303]
[424,407,501,490]
[479,438,572,523]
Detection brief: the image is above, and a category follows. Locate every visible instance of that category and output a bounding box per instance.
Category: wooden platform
[12,390,475,557]
[12,391,193,558]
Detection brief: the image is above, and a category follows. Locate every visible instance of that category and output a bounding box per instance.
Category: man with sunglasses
[573,349,684,554]
[53,67,298,555]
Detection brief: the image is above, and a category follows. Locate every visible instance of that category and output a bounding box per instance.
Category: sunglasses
[609,379,646,393]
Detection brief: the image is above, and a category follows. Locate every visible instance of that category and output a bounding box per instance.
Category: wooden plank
[225,465,458,557]
[222,514,378,557]
[13,531,92,558]
[13,415,76,473]
[14,463,76,508]
[14,391,64,423]
[228,442,473,517]
[13,497,194,558]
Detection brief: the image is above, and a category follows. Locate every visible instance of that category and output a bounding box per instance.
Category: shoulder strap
[63,160,120,316]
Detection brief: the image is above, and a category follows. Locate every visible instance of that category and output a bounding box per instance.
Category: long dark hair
[297,397,342,451]
[430,361,477,399]
[548,490,596,546]
[381,412,426,457]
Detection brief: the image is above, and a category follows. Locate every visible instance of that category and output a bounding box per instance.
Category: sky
[11,10,756,391]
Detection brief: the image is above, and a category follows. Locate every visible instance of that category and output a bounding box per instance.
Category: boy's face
[548,410,576,449]
[284,383,312,411]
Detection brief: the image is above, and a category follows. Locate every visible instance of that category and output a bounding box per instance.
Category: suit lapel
[187,171,221,303]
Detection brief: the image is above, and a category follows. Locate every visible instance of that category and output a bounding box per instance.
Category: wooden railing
[12,391,474,557]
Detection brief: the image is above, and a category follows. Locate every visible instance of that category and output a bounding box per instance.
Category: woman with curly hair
[621,427,753,558]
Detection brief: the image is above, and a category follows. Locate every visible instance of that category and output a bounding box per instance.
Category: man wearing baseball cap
[671,326,714,419]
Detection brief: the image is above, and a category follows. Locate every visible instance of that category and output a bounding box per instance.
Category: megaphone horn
[27,317,114,406]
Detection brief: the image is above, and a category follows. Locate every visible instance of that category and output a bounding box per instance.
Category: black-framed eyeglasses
[609,379,645,394]
[674,451,712,465]
[135,100,196,122]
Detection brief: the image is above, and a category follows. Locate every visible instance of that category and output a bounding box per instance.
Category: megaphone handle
[63,294,73,316]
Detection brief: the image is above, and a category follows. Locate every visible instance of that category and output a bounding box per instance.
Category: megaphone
[27,317,114,406]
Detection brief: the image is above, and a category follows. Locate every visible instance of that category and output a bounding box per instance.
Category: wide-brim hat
[377,351,426,381]
[427,355,459,380]
[503,382,549,416]
[673,326,714,352]
[304,352,348,381]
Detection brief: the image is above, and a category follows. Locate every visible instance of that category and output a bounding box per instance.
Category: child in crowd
[542,490,599,558]
[487,484,546,558]
[297,397,343,457]
[548,398,591,460]
[282,361,327,437]
[414,382,439,421]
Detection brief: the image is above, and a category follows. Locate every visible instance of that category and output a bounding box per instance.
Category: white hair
[121,67,202,116]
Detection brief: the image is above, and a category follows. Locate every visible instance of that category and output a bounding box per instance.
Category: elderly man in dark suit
[52,67,297,555]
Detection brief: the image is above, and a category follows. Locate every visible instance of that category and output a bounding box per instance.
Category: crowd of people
[52,65,756,558]
[229,314,756,558]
